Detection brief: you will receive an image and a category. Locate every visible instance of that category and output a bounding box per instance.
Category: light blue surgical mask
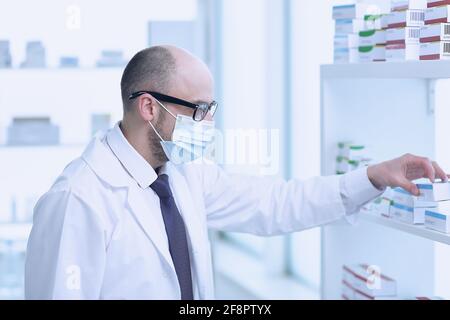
[149,99,216,164]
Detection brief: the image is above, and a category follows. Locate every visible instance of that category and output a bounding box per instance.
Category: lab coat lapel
[167,165,210,299]
[126,184,175,271]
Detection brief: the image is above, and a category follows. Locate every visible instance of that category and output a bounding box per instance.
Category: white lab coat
[25,128,377,300]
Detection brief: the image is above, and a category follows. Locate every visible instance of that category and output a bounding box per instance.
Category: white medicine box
[416,182,450,201]
[425,201,450,233]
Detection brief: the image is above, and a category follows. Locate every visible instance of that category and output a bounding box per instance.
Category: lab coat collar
[106,122,159,189]
[82,132,132,188]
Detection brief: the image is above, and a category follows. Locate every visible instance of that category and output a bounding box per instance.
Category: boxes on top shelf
[334,34,359,49]
[333,4,378,20]
[427,0,450,8]
[334,47,359,64]
[425,6,450,24]
[360,29,387,46]
[373,45,387,61]
[388,9,425,28]
[335,19,366,35]
[376,30,387,44]
[425,200,450,233]
[391,0,427,11]
[416,182,450,201]
[386,43,420,61]
[420,23,450,42]
[359,45,384,63]
[420,41,450,59]
[381,14,390,29]
[343,264,397,298]
[386,27,421,45]
[364,14,384,30]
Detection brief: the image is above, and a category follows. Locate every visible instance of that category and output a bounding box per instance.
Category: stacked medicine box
[377,182,450,234]
[336,142,371,175]
[420,0,450,60]
[358,13,388,62]
[333,4,379,63]
[386,0,426,61]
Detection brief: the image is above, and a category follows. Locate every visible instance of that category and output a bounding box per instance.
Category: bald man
[25,46,448,300]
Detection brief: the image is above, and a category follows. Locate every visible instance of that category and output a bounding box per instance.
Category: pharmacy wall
[322,0,450,300]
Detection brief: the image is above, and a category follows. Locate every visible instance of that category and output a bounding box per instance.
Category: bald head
[120,45,213,113]
[121,46,176,111]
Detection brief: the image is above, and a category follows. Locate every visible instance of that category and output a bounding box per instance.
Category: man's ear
[137,94,157,121]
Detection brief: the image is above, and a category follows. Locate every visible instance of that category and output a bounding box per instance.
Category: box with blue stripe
[425,201,450,233]
[416,182,450,202]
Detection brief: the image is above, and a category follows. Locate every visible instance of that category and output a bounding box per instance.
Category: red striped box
[421,23,450,42]
[425,6,450,24]
[386,43,420,61]
[428,0,450,8]
[420,41,450,59]
[342,264,397,297]
[388,9,425,28]
[386,27,421,45]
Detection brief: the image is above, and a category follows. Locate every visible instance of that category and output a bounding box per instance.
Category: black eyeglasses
[129,91,218,122]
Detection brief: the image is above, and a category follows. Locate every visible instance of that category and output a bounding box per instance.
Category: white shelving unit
[320,61,450,300]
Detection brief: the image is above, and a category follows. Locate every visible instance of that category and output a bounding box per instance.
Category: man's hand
[367,153,449,196]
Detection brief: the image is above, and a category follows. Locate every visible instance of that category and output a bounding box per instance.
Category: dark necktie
[150,174,194,300]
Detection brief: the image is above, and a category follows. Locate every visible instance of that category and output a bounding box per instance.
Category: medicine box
[335,19,366,34]
[360,30,387,46]
[425,201,450,233]
[381,14,390,29]
[425,6,450,24]
[390,202,416,224]
[420,23,450,42]
[373,45,386,61]
[364,14,383,30]
[359,45,375,62]
[388,9,425,28]
[343,264,397,297]
[334,47,359,63]
[372,196,393,217]
[427,0,450,8]
[386,43,420,61]
[391,187,414,207]
[334,34,359,49]
[391,202,426,224]
[391,0,427,11]
[386,27,421,45]
[333,4,375,20]
[360,30,377,46]
[420,41,450,59]
[416,182,450,201]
